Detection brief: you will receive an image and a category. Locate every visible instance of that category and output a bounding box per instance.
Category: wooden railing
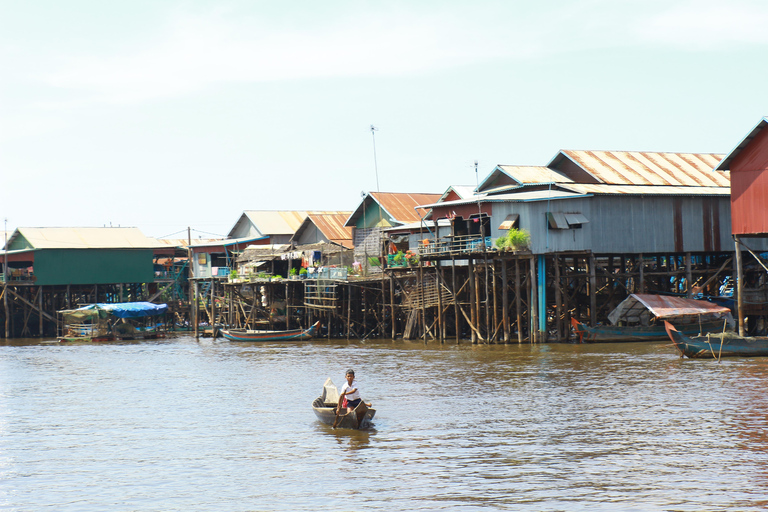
[419,235,492,257]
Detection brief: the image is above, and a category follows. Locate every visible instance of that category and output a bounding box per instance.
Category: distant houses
[4,117,768,339]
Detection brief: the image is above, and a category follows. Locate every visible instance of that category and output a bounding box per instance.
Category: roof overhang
[716,117,768,171]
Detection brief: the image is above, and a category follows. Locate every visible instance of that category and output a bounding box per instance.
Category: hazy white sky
[2,0,767,238]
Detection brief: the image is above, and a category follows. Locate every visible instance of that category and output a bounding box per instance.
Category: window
[548,212,589,230]
[498,214,520,230]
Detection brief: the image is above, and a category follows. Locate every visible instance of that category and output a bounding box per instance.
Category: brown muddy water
[1,336,767,511]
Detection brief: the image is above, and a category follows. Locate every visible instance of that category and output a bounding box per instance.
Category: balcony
[419,234,493,257]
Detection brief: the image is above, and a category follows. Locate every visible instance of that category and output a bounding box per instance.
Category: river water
[1,336,767,511]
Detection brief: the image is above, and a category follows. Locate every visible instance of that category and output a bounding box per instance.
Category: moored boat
[58,302,169,342]
[312,378,375,429]
[571,294,733,342]
[664,321,768,359]
[220,321,320,342]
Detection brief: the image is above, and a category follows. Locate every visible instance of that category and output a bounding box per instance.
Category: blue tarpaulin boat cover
[79,302,168,318]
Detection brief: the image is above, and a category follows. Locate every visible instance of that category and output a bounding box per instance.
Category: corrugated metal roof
[496,165,572,184]
[9,227,167,250]
[302,213,354,249]
[371,192,442,223]
[559,150,728,187]
[243,211,310,235]
[557,183,730,196]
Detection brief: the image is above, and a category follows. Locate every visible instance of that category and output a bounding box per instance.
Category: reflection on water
[1,336,768,511]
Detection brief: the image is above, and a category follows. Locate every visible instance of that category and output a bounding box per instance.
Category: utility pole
[370,125,380,193]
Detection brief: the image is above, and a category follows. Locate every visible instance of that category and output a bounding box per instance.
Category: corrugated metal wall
[492,196,767,255]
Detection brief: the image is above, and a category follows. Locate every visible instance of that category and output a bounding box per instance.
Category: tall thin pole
[370,125,380,193]
[4,219,8,339]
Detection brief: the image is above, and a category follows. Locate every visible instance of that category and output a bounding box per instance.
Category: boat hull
[571,318,729,343]
[221,321,320,342]
[665,321,768,358]
[312,397,376,429]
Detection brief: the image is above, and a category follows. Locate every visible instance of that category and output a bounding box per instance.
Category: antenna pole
[370,125,380,193]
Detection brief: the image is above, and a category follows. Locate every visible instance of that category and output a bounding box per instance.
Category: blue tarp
[80,302,168,318]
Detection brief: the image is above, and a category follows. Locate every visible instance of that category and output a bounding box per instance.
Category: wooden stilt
[555,256,562,342]
[515,257,522,344]
[502,259,509,344]
[452,255,459,343]
[530,255,537,343]
[735,236,745,336]
[469,258,477,344]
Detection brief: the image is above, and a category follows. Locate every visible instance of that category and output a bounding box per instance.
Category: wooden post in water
[390,274,396,339]
[468,257,477,344]
[735,235,745,336]
[530,255,538,343]
[554,256,562,342]
[638,253,645,293]
[502,258,509,344]
[437,264,444,342]
[515,257,522,344]
[491,261,498,343]
[193,281,199,338]
[685,252,693,298]
[452,255,459,343]
[588,252,597,328]
[39,286,43,336]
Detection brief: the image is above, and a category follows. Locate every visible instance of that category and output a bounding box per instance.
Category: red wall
[731,126,768,236]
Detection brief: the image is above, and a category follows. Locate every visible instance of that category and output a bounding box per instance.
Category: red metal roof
[304,213,354,249]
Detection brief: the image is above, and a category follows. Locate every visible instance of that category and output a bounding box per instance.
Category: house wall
[229,217,261,239]
[490,195,764,254]
[34,249,155,286]
[355,201,393,229]
[730,127,768,236]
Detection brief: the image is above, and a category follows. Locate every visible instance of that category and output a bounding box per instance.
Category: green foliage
[496,228,531,250]
[393,251,404,263]
[299,268,308,275]
[368,256,381,267]
[289,267,298,276]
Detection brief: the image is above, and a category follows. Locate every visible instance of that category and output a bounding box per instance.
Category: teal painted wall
[34,249,155,285]
[356,201,393,229]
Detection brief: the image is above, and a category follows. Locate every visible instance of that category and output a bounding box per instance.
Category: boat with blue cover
[58,302,169,342]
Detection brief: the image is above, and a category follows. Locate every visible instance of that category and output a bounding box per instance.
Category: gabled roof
[345,192,441,227]
[227,210,349,239]
[6,227,167,251]
[437,185,477,202]
[478,166,571,193]
[291,213,354,249]
[716,117,768,171]
[549,150,728,187]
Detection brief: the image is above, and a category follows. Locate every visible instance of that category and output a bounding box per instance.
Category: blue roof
[80,302,168,318]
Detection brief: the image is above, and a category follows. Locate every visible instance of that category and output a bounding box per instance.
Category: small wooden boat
[312,378,375,429]
[220,321,320,342]
[664,321,768,359]
[571,294,733,342]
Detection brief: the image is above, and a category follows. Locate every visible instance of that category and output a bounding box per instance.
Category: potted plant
[299,268,308,279]
[289,268,298,279]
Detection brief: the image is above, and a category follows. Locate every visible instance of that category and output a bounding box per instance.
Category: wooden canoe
[664,321,768,359]
[220,321,320,342]
[312,378,375,429]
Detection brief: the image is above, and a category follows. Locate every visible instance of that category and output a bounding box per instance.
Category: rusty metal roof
[608,294,733,324]
[372,192,442,222]
[298,213,354,249]
[551,150,728,187]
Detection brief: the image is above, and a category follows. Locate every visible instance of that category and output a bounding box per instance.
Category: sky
[2,0,768,240]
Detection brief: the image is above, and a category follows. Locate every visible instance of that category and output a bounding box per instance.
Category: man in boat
[336,369,361,414]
